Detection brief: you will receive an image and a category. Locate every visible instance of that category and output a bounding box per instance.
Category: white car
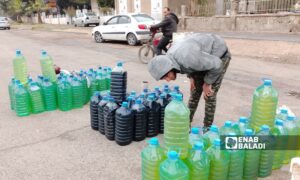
[0,17,10,30]
[92,13,158,46]
[74,12,100,27]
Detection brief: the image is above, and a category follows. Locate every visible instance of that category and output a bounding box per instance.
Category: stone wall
[183,13,300,33]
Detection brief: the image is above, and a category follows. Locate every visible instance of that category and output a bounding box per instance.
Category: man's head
[161,70,177,82]
[148,55,179,82]
[163,7,171,16]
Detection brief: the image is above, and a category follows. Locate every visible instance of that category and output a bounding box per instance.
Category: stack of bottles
[9,49,112,116]
[89,66,183,146]
[140,78,299,180]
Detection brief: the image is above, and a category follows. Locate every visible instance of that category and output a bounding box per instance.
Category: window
[107,17,118,25]
[0,17,8,21]
[132,14,154,22]
[118,16,131,24]
[85,12,96,16]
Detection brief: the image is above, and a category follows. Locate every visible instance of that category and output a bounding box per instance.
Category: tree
[97,0,114,8]
[25,0,49,23]
[63,6,76,24]
[8,0,25,22]
[0,0,10,14]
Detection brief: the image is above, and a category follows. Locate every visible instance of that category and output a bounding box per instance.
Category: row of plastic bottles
[141,115,299,180]
[9,69,107,116]
[10,49,112,116]
[13,50,56,85]
[89,85,183,146]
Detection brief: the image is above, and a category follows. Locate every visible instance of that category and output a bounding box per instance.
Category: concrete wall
[167,0,189,15]
[184,14,300,33]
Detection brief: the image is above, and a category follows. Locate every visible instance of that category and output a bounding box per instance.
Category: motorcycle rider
[150,7,179,55]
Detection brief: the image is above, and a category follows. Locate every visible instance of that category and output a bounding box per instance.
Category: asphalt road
[0,29,299,179]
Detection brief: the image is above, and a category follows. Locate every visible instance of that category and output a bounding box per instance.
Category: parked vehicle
[0,17,10,30]
[74,12,100,27]
[92,13,158,46]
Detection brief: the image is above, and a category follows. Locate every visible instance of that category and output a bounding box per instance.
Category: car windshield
[0,17,8,21]
[85,12,96,16]
[132,14,154,22]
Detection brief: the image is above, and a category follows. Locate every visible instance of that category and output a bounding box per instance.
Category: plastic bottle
[106,67,112,90]
[28,82,45,114]
[71,77,84,109]
[110,62,127,104]
[142,88,149,98]
[283,115,298,164]
[207,139,230,180]
[159,151,189,180]
[272,119,287,169]
[115,102,134,146]
[276,108,288,121]
[139,93,146,104]
[132,99,147,141]
[243,129,260,180]
[172,85,183,97]
[98,96,109,134]
[256,125,274,177]
[57,78,73,111]
[13,50,28,85]
[188,127,202,149]
[8,78,16,110]
[164,94,190,159]
[185,142,210,180]
[101,68,108,90]
[233,116,249,135]
[36,75,44,87]
[89,92,101,130]
[14,84,31,116]
[96,72,106,92]
[145,95,160,137]
[88,73,98,98]
[141,138,165,180]
[103,97,119,140]
[154,87,161,98]
[227,132,245,180]
[27,76,33,85]
[40,51,56,83]
[202,125,219,150]
[103,68,110,90]
[250,79,278,131]
[157,93,168,134]
[220,120,236,135]
[41,78,57,111]
[127,96,135,109]
[163,86,172,103]
[79,72,89,104]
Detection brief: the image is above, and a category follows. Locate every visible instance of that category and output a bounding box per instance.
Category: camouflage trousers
[188,55,231,128]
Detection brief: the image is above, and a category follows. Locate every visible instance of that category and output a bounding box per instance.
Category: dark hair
[160,69,175,80]
[164,7,170,11]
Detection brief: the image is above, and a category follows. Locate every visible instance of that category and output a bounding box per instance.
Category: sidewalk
[12,23,300,42]
[11,23,300,63]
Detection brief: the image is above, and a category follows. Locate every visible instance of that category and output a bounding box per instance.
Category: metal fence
[196,1,217,16]
[194,0,298,16]
[224,0,297,14]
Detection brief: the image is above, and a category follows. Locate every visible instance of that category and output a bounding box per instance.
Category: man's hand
[203,83,214,100]
[190,77,196,91]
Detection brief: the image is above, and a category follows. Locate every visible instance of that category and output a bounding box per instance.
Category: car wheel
[74,23,77,27]
[94,31,104,43]
[7,27,10,30]
[127,33,138,46]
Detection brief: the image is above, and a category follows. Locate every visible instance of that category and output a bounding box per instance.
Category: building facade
[114,0,188,20]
